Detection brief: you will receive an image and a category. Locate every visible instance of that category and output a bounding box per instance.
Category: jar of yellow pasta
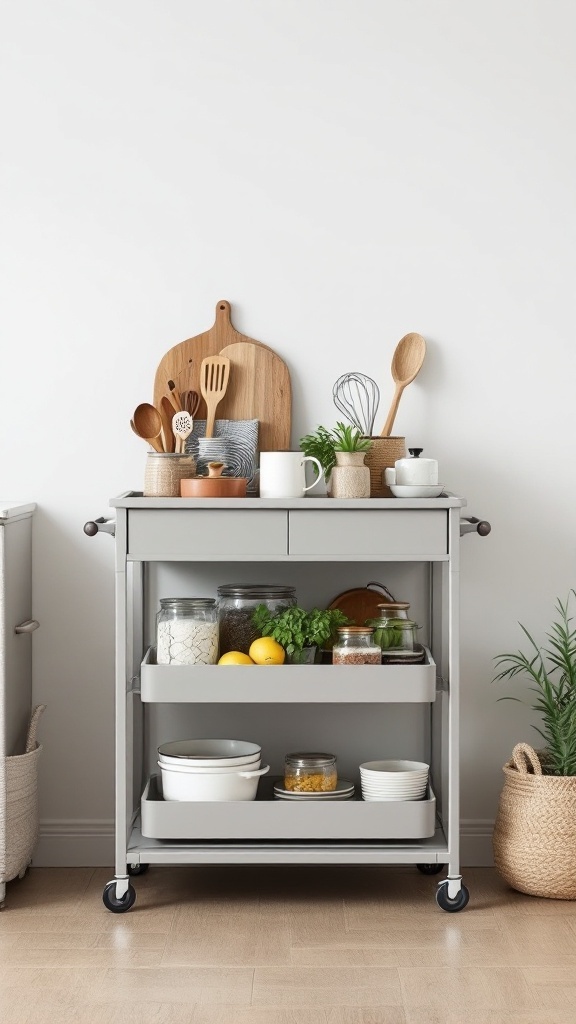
[284,753,337,792]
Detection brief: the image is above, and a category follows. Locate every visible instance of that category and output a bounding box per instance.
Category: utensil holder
[144,453,196,497]
[363,437,406,497]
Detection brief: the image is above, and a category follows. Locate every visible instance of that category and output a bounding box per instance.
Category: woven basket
[493,742,576,900]
[363,437,406,497]
[1,704,46,885]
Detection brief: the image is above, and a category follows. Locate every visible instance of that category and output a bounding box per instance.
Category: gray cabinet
[90,493,488,913]
[0,502,39,905]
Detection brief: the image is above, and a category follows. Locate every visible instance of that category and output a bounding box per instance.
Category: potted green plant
[491,592,576,899]
[299,423,372,495]
[252,604,350,663]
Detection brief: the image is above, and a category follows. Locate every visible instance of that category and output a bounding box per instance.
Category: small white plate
[274,779,355,798]
[389,484,444,498]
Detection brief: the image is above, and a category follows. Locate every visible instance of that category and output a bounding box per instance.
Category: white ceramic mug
[259,451,323,498]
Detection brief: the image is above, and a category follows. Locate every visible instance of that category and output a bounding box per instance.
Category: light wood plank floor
[1,866,576,1023]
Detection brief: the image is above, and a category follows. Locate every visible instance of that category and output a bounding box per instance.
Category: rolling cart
[85,493,490,913]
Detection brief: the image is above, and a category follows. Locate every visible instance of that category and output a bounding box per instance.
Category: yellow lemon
[249,637,285,665]
[218,651,254,665]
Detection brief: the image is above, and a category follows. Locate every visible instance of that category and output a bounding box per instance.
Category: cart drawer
[289,510,447,557]
[141,776,436,841]
[128,510,288,560]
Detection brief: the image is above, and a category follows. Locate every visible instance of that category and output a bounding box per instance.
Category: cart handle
[460,516,491,537]
[84,517,116,538]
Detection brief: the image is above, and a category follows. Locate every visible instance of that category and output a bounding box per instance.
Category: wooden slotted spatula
[200,356,230,438]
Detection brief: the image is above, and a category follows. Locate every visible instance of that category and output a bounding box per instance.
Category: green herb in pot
[252,604,350,658]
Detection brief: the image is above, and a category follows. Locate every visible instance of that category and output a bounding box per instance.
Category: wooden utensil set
[131,300,292,460]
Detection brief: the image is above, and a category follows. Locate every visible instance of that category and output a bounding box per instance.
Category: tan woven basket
[493,742,576,900]
[1,704,46,885]
[363,437,406,497]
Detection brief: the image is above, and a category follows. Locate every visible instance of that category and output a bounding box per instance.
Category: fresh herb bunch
[366,618,405,650]
[299,422,371,481]
[252,604,349,656]
[493,591,576,776]
[299,426,337,482]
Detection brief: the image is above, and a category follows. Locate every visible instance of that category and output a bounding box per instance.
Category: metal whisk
[332,372,380,437]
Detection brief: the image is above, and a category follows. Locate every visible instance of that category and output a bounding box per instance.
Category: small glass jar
[284,752,337,792]
[369,608,419,655]
[332,626,381,665]
[217,584,296,655]
[156,598,218,665]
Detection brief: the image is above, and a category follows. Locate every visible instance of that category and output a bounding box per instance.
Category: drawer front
[289,510,447,557]
[128,510,288,560]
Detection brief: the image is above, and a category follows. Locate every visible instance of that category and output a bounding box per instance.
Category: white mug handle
[302,456,323,492]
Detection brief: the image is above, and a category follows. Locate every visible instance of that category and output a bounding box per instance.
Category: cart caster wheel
[436,880,469,912]
[127,863,149,876]
[102,881,136,913]
[417,863,444,875]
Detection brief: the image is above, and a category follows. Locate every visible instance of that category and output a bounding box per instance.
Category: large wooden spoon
[200,355,230,438]
[132,403,164,452]
[380,333,426,436]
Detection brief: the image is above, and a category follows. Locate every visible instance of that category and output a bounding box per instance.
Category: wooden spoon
[200,356,230,438]
[160,396,176,453]
[380,333,426,436]
[132,403,164,452]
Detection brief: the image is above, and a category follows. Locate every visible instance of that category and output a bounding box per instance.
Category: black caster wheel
[435,880,470,912]
[102,881,136,913]
[127,863,149,876]
[417,863,444,875]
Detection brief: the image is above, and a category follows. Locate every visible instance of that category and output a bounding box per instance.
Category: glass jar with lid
[367,604,420,658]
[284,752,338,792]
[156,598,218,665]
[332,626,381,665]
[217,584,296,655]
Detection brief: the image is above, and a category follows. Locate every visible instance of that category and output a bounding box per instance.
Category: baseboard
[33,818,495,868]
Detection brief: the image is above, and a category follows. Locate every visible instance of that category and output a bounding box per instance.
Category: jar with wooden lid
[284,753,338,792]
[332,626,381,665]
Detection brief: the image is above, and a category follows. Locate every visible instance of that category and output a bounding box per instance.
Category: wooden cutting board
[217,342,292,452]
[153,300,275,422]
[328,582,398,626]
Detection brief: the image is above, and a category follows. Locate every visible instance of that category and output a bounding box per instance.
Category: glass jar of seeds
[332,626,381,665]
[217,585,296,656]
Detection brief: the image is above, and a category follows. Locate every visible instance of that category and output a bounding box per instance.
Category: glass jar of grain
[284,753,338,792]
[217,584,296,655]
[332,626,381,665]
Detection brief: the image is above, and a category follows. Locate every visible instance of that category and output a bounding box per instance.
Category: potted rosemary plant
[492,592,576,899]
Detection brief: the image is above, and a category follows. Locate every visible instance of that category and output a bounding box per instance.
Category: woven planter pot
[493,742,576,900]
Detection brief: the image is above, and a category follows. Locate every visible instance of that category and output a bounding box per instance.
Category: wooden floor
[1,866,576,1023]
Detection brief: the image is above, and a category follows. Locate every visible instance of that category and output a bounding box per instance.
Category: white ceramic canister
[384,448,438,487]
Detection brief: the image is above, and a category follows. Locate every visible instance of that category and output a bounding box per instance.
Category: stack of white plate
[274,779,355,801]
[359,760,429,801]
[157,739,269,801]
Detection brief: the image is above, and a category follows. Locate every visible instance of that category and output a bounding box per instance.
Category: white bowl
[158,739,261,768]
[389,484,444,498]
[362,792,426,802]
[158,758,261,775]
[360,760,429,775]
[360,779,427,791]
[158,763,269,801]
[159,751,261,769]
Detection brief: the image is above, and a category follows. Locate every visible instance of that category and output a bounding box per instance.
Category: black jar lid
[217,584,296,598]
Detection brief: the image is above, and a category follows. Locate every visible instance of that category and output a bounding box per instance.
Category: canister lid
[285,752,336,767]
[217,585,296,598]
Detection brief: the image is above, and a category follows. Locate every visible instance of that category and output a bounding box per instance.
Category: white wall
[2,0,575,865]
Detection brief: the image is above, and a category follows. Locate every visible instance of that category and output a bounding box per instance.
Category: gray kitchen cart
[85,493,490,913]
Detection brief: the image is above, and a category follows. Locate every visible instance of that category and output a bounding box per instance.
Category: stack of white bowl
[157,739,269,802]
[359,760,429,801]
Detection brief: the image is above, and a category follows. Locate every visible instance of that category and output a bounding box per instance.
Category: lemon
[249,637,285,665]
[218,651,255,665]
